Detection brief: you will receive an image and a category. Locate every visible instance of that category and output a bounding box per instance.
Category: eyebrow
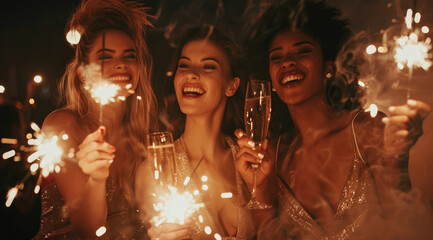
[179,56,221,65]
[96,48,115,54]
[269,41,314,53]
[96,48,136,54]
[124,49,136,53]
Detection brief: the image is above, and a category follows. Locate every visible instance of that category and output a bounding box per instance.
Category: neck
[287,95,354,146]
[182,107,227,162]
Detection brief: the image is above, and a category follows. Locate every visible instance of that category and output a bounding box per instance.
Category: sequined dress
[174,136,256,240]
[275,114,380,239]
[33,176,132,239]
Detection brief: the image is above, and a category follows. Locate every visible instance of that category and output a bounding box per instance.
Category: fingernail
[258,153,264,159]
[109,159,113,164]
[109,145,116,151]
[248,141,255,147]
[238,132,244,137]
[382,117,389,124]
[407,99,416,107]
[257,159,263,164]
[388,106,396,112]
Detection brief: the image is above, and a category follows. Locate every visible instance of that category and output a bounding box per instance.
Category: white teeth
[109,76,130,81]
[183,87,205,95]
[281,74,304,84]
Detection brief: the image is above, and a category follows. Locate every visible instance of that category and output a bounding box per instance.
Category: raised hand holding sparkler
[75,126,115,181]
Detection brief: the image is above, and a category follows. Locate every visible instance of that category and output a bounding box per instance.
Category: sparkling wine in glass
[244,80,272,209]
[147,131,177,187]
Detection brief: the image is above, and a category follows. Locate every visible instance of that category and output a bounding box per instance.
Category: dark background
[0,0,432,238]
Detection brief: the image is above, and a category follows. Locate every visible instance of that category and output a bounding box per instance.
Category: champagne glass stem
[251,164,259,201]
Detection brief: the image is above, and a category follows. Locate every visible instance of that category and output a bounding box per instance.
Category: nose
[186,69,199,80]
[114,59,127,70]
[281,55,296,69]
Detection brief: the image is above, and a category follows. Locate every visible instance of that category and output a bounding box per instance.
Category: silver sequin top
[33,176,133,239]
[174,136,256,240]
[275,114,379,239]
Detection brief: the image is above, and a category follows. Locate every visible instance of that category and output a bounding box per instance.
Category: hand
[234,129,274,191]
[75,126,116,182]
[383,99,431,157]
[147,222,191,240]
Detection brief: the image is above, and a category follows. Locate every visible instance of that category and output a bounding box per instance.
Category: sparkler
[152,185,204,226]
[393,8,432,99]
[85,82,120,123]
[2,122,74,207]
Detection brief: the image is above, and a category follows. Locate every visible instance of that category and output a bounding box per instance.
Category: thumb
[96,126,106,142]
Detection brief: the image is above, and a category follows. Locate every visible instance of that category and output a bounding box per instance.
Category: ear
[225,77,240,97]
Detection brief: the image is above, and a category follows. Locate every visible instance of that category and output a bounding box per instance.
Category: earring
[272,87,276,92]
[326,72,333,79]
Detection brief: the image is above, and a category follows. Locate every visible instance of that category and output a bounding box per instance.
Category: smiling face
[174,39,236,116]
[269,30,329,106]
[86,30,138,96]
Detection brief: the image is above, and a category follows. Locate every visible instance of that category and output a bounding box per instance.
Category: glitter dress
[275,114,380,239]
[174,136,256,240]
[33,176,134,239]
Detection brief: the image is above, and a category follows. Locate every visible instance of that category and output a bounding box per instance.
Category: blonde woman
[34,0,157,238]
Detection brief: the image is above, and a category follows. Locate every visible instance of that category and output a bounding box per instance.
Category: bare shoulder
[353,111,387,165]
[353,111,386,140]
[42,109,90,146]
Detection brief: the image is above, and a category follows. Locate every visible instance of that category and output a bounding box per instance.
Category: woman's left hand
[383,99,431,157]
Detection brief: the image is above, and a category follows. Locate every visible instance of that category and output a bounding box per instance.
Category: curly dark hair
[162,25,247,139]
[244,0,365,135]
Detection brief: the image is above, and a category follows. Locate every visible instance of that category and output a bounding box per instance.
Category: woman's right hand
[147,222,191,240]
[75,126,116,182]
[234,129,274,191]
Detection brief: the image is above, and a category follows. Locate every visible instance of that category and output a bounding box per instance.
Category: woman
[34,0,157,238]
[137,25,256,240]
[235,0,432,239]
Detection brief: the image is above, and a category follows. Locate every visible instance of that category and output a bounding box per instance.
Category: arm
[356,100,431,213]
[382,99,431,191]
[43,111,115,238]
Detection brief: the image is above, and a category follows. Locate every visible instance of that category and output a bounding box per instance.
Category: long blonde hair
[59,0,157,207]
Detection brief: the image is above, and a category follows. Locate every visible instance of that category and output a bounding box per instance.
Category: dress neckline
[275,111,364,222]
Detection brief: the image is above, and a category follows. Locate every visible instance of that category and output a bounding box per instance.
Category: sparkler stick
[100,31,105,123]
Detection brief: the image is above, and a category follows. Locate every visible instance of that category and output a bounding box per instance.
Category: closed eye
[203,64,216,70]
[178,62,189,69]
[298,48,313,55]
[98,54,112,60]
[125,54,137,59]
[269,54,283,62]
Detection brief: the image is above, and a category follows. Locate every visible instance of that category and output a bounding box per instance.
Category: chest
[182,146,239,236]
[279,129,357,219]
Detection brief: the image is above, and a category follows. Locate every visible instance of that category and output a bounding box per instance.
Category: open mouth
[109,75,132,84]
[280,73,305,85]
[182,86,206,97]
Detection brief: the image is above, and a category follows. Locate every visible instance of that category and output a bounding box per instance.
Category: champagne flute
[147,131,177,187]
[244,80,272,209]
